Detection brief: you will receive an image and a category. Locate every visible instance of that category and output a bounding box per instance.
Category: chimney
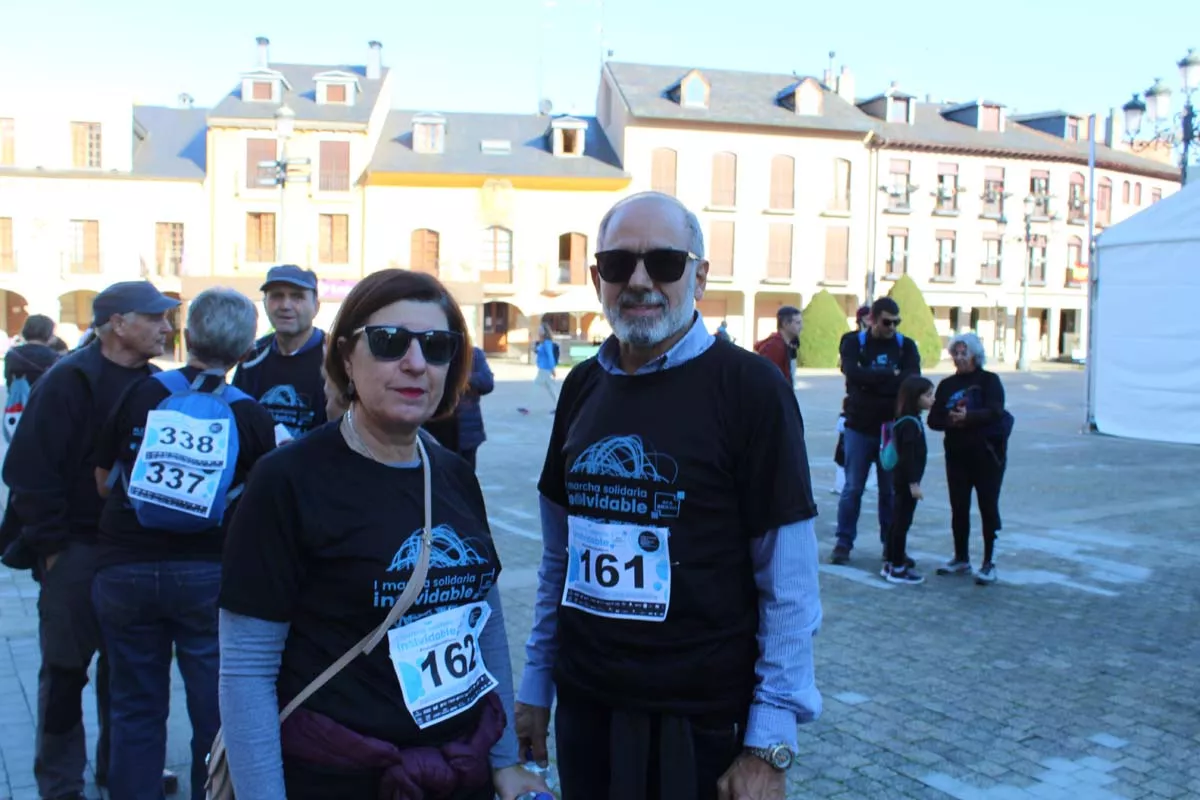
[822,67,834,88]
[367,40,383,80]
[1104,107,1118,148]
[836,66,855,103]
[178,92,194,109]
[256,36,270,68]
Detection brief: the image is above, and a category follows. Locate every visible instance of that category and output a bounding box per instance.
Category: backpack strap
[153,369,192,394]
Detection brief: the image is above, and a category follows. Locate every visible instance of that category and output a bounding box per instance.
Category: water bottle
[522,757,559,796]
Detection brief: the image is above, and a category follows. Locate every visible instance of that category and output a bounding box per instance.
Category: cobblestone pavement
[1,366,1197,799]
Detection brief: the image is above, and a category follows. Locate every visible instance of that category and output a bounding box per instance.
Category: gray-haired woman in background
[926,332,1011,585]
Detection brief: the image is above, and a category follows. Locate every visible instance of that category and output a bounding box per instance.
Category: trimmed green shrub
[887,275,943,368]
[798,290,850,368]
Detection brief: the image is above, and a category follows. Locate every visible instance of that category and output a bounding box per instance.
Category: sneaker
[879,562,891,578]
[881,547,916,570]
[829,486,841,495]
[830,546,850,565]
[975,562,998,585]
[887,567,925,585]
[936,558,973,576]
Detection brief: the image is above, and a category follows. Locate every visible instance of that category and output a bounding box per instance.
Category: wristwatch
[744,743,795,771]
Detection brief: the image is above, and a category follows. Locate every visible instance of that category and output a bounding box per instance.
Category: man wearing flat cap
[232,265,328,439]
[0,280,177,799]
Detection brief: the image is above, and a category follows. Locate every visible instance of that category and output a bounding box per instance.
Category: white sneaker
[975,562,998,585]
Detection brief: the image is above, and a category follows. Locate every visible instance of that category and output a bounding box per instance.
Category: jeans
[835,427,894,551]
[35,541,110,799]
[93,561,222,800]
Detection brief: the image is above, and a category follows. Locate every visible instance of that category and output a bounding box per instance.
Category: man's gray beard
[603,273,696,348]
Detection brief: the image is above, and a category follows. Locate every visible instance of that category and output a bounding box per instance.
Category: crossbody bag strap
[277,432,434,723]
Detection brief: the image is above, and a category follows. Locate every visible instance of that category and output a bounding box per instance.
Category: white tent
[1090,180,1200,445]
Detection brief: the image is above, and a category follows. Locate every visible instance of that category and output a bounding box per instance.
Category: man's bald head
[597,192,705,257]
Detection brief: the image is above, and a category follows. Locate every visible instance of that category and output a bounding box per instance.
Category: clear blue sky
[3,0,1197,122]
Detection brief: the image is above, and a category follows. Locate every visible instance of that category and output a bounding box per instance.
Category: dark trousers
[945,443,1006,563]
[460,447,478,471]
[885,482,919,566]
[93,561,222,800]
[555,690,743,800]
[283,757,494,799]
[35,541,110,799]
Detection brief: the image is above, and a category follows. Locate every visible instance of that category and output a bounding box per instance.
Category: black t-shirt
[220,423,502,746]
[94,368,278,569]
[539,340,817,717]
[232,332,328,436]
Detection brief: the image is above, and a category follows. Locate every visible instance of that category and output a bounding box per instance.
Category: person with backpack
[90,288,277,800]
[880,376,934,585]
[831,297,921,566]
[927,332,1011,586]
[3,314,60,443]
[1,280,178,799]
[533,324,560,407]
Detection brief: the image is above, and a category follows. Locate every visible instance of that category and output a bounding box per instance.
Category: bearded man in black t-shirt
[515,192,823,800]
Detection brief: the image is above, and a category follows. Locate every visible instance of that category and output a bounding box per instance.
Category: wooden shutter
[709,221,734,277]
[0,119,14,166]
[650,149,677,196]
[248,213,275,262]
[71,123,88,168]
[766,223,792,280]
[252,81,273,100]
[246,139,276,189]
[156,222,168,271]
[711,152,737,206]
[889,159,910,175]
[981,106,1001,131]
[1121,181,1130,203]
[319,141,351,191]
[411,230,440,274]
[82,220,100,272]
[333,215,349,263]
[327,84,347,103]
[0,217,13,271]
[1134,183,1142,205]
[985,166,1005,181]
[769,155,794,210]
[832,158,851,211]
[319,215,333,263]
[569,232,587,284]
[823,226,849,281]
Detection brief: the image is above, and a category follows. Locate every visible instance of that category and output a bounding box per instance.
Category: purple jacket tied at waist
[279,692,505,799]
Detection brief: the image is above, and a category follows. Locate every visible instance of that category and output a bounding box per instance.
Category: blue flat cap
[261,265,318,292]
[92,281,180,325]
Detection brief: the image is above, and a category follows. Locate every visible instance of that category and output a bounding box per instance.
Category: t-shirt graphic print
[259,383,316,436]
[563,434,682,622]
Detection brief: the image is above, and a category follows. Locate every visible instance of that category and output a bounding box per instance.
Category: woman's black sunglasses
[594,249,699,284]
[352,326,462,365]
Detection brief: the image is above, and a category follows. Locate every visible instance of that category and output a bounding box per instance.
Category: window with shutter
[326,84,347,103]
[0,217,13,272]
[319,141,351,191]
[480,227,513,282]
[886,228,908,276]
[831,159,852,212]
[711,152,737,207]
[71,122,102,168]
[769,155,794,210]
[246,139,276,189]
[982,235,1002,281]
[245,213,275,262]
[1067,237,1084,286]
[557,232,588,284]
[319,214,349,264]
[1133,183,1142,205]
[766,224,792,280]
[708,221,734,277]
[935,230,956,279]
[252,81,273,101]
[650,148,677,196]
[155,222,185,275]
[823,226,849,282]
[411,230,440,275]
[68,219,100,273]
[1096,178,1112,225]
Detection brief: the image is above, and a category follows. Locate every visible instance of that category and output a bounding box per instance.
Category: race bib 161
[563,516,671,622]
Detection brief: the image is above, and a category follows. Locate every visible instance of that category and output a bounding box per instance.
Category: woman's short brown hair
[324,269,473,420]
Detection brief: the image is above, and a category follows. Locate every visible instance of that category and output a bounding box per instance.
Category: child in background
[882,375,935,585]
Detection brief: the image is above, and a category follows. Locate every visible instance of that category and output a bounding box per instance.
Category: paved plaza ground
[0,363,1197,799]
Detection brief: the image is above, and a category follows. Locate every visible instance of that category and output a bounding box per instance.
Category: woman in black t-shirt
[218,270,547,800]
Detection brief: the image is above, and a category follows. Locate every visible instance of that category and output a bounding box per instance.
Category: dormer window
[856,89,914,125]
[941,100,1006,132]
[777,79,823,116]
[888,97,910,123]
[240,69,289,103]
[412,113,446,155]
[549,117,587,157]
[980,105,1003,132]
[671,70,710,110]
[314,71,360,106]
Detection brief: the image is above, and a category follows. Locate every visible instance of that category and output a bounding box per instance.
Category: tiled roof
[604,62,875,135]
[366,111,627,178]
[209,63,389,126]
[131,106,208,179]
[605,61,1179,181]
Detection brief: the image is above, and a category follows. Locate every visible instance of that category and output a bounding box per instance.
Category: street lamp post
[258,105,309,263]
[1121,48,1200,184]
[1017,194,1036,372]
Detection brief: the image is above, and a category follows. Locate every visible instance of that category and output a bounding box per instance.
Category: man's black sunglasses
[594,249,699,284]
[352,326,461,365]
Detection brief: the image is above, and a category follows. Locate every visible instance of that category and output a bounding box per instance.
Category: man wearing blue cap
[232,265,328,439]
[1,280,177,799]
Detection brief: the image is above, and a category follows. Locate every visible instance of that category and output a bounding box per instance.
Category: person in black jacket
[883,376,934,585]
[832,297,921,565]
[1,281,178,799]
[4,314,59,388]
[927,332,1008,586]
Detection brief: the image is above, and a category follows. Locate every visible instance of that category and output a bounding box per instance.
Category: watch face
[770,747,794,770]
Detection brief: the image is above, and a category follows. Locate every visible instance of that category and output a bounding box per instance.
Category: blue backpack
[123,370,251,533]
[3,376,30,444]
[879,415,920,471]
